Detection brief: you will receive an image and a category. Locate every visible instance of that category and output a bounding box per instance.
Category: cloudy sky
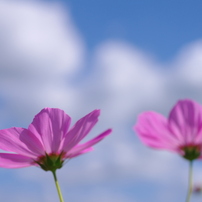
[0,0,202,201]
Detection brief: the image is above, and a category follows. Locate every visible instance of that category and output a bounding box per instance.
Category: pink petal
[62,110,100,152]
[0,153,34,168]
[134,112,178,150]
[168,99,202,145]
[28,108,71,153]
[0,127,44,157]
[66,148,93,158]
[66,129,112,157]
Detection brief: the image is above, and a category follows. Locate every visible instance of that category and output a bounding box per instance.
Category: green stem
[185,160,193,202]
[52,170,64,202]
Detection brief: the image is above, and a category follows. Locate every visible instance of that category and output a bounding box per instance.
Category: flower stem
[185,160,193,202]
[52,170,64,202]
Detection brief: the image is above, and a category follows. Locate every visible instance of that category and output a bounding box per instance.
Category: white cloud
[174,41,202,87]
[0,0,85,127]
[0,0,84,75]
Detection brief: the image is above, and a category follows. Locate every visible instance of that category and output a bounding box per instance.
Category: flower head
[134,99,202,161]
[0,108,112,171]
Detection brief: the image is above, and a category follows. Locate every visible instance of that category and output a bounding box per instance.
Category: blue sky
[0,0,202,202]
[66,0,202,61]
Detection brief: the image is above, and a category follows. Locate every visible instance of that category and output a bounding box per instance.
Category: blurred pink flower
[0,108,112,170]
[134,99,202,160]
[193,185,202,194]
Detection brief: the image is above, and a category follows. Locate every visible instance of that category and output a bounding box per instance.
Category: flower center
[35,152,65,172]
[180,145,201,161]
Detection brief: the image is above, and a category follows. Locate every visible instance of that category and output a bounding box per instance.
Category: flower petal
[134,112,177,150]
[66,129,112,157]
[0,153,34,168]
[168,99,202,145]
[0,127,44,157]
[66,148,93,158]
[62,110,100,152]
[28,108,71,153]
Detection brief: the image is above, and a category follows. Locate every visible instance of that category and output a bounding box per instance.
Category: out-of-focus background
[0,0,202,201]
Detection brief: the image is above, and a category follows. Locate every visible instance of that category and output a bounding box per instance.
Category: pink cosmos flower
[134,99,202,161]
[0,108,112,170]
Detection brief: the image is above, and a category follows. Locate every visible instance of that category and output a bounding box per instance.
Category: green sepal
[182,146,200,161]
[35,152,64,172]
